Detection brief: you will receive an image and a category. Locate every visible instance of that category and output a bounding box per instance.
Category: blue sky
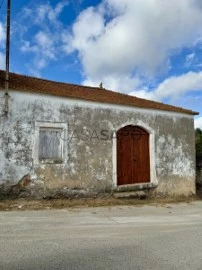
[0,0,202,128]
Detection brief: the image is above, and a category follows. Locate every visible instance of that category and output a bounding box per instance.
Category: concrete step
[114,191,147,200]
[116,183,157,192]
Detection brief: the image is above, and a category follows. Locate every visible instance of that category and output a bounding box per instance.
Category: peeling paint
[0,90,196,196]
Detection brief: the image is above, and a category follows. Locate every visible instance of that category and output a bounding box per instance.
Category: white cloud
[20,31,57,71]
[154,71,202,101]
[129,71,202,101]
[129,89,156,101]
[83,73,141,93]
[0,22,5,69]
[35,31,54,51]
[21,1,68,27]
[195,117,202,129]
[10,0,202,119]
[84,70,202,108]
[0,22,5,44]
[184,52,196,68]
[66,7,105,54]
[0,52,4,69]
[0,21,5,62]
[65,0,202,91]
[18,1,68,73]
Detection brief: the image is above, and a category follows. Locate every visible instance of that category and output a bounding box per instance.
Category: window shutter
[39,128,62,161]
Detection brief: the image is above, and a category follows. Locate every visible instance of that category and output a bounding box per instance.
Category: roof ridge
[7,70,113,92]
[0,70,199,115]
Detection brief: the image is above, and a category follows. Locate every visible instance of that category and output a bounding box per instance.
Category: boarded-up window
[39,128,62,162]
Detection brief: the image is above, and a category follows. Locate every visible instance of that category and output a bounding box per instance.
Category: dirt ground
[0,194,201,211]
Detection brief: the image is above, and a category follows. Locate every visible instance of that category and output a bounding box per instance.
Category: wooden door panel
[117,126,150,185]
[132,135,150,183]
[117,133,132,185]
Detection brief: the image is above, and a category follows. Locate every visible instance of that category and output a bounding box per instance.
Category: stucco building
[0,70,198,196]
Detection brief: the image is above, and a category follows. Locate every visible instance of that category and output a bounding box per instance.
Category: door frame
[112,121,157,187]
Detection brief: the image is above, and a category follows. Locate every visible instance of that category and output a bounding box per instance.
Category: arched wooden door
[117,125,150,185]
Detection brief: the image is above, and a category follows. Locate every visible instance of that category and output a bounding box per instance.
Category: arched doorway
[117,125,150,185]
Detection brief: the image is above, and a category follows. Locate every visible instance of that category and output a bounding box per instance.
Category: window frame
[33,122,68,165]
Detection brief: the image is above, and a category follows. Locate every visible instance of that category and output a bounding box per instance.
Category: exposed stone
[42,188,98,200]
[10,174,31,194]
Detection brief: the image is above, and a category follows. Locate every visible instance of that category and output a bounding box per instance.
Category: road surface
[0,201,202,270]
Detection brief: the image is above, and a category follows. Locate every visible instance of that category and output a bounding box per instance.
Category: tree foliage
[196,128,202,156]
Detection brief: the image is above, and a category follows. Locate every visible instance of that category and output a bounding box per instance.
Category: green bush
[196,128,202,168]
[196,128,202,156]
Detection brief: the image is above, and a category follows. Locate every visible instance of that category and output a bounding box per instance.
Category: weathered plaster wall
[0,90,196,196]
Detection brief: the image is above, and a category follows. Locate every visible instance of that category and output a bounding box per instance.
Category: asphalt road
[0,201,202,270]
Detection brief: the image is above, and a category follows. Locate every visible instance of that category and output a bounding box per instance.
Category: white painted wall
[0,89,196,195]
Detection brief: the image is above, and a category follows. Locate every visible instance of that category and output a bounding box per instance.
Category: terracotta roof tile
[0,70,198,115]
